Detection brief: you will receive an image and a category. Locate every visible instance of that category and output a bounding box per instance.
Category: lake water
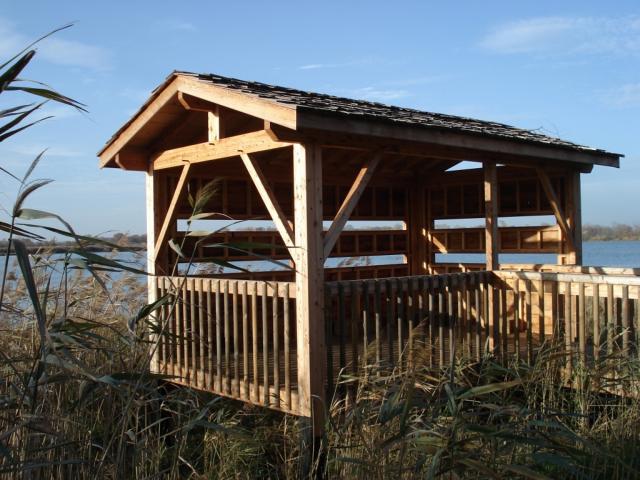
[431,240,640,268]
[2,241,639,280]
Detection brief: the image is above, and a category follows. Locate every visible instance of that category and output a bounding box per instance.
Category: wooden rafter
[153,130,292,170]
[177,91,220,144]
[323,152,382,258]
[536,168,576,254]
[239,153,296,256]
[153,162,191,261]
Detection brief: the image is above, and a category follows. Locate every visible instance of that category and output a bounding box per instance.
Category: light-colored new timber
[153,162,191,261]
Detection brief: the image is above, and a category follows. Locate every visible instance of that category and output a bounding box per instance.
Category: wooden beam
[239,153,295,254]
[484,161,499,270]
[296,112,621,168]
[293,143,326,436]
[99,76,181,167]
[115,148,148,171]
[536,168,576,258]
[152,130,292,170]
[153,163,191,261]
[323,152,382,258]
[177,91,220,144]
[177,75,297,130]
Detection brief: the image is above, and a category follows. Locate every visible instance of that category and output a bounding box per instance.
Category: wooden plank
[525,279,533,363]
[293,143,326,432]
[242,281,249,400]
[283,284,291,411]
[215,280,222,391]
[578,283,586,361]
[206,279,214,390]
[323,152,382,258]
[273,284,280,408]
[483,161,499,270]
[240,152,295,252]
[564,281,573,376]
[622,285,630,353]
[153,130,292,170]
[198,278,206,388]
[251,282,259,403]
[374,280,382,364]
[153,162,191,262]
[593,283,600,361]
[536,168,576,257]
[262,282,269,405]
[224,281,231,394]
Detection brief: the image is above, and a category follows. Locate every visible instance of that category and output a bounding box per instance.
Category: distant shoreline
[0,244,146,256]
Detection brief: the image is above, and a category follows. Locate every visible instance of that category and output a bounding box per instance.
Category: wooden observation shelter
[99,72,638,435]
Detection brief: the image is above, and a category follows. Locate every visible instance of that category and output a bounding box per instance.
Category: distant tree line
[0,233,147,253]
[582,224,640,242]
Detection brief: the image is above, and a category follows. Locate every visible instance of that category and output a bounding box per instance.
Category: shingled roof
[177,71,619,158]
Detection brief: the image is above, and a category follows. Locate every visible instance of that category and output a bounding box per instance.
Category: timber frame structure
[99,72,637,436]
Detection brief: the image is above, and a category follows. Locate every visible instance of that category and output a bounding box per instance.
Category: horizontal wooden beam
[152,130,293,170]
[296,112,621,168]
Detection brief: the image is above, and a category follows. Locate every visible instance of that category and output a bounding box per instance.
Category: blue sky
[0,1,639,235]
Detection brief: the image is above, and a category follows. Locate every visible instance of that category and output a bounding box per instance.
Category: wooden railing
[151,268,640,417]
[326,269,640,380]
[151,276,300,414]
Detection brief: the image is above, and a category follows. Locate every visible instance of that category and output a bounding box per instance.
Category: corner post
[565,171,583,265]
[293,143,326,437]
[146,163,160,371]
[483,161,499,352]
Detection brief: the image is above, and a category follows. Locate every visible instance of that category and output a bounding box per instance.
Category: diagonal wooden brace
[536,168,576,254]
[153,162,191,262]
[240,152,296,261]
[323,152,382,259]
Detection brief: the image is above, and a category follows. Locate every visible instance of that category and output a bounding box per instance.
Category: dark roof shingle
[179,71,619,157]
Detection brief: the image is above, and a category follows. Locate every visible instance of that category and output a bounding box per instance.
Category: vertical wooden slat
[525,279,533,363]
[593,283,600,362]
[232,281,239,396]
[207,279,214,390]
[251,282,259,402]
[374,280,382,364]
[538,279,545,345]
[386,279,394,365]
[181,280,189,382]
[448,275,455,366]
[157,278,165,373]
[551,280,559,340]
[190,278,197,386]
[407,279,415,366]
[198,278,206,388]
[464,275,471,359]
[396,279,404,365]
[325,288,334,401]
[578,283,586,362]
[428,276,435,367]
[438,275,445,367]
[474,274,482,361]
[284,283,291,410]
[351,282,359,374]
[262,282,269,405]
[564,281,573,376]
[242,281,249,400]
[273,283,280,408]
[224,281,231,394]
[338,283,346,371]
[622,285,630,354]
[362,281,369,368]
[607,284,614,356]
[215,280,222,392]
[513,279,520,360]
[500,283,508,361]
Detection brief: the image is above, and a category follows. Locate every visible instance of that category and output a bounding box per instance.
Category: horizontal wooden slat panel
[173,229,408,262]
[430,226,561,254]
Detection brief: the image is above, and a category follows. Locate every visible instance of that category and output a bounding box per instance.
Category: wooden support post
[408,183,426,275]
[323,152,382,259]
[208,108,220,144]
[483,161,499,271]
[484,162,499,352]
[153,163,191,262]
[146,162,161,370]
[567,171,583,265]
[293,143,326,438]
